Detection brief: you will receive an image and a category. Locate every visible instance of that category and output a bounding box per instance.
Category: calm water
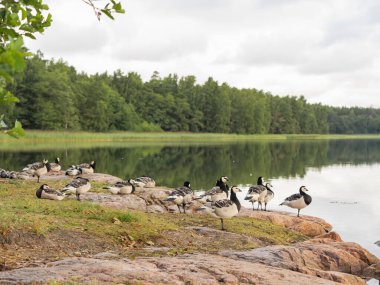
[1,139,379,257]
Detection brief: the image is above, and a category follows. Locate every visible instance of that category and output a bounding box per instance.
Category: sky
[25,0,380,108]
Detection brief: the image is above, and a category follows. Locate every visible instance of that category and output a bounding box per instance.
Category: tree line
[3,52,380,134]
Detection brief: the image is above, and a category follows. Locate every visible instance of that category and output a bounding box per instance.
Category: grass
[1,130,380,151]
[0,179,305,250]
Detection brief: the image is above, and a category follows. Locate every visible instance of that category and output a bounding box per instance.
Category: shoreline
[0,172,378,284]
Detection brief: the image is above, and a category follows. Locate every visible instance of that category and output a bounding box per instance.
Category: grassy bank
[0,179,306,269]
[2,130,380,143]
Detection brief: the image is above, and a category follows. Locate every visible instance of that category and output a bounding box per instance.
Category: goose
[65,165,82,176]
[61,176,91,201]
[48,157,61,172]
[244,176,267,211]
[280,186,312,217]
[103,180,135,195]
[24,159,50,183]
[36,184,65,201]
[199,186,242,231]
[215,176,229,198]
[165,181,193,213]
[134,176,156,188]
[199,186,228,202]
[262,183,274,211]
[77,161,96,174]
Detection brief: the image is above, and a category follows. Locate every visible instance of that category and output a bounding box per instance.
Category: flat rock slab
[0,254,342,285]
[33,172,123,184]
[238,208,332,237]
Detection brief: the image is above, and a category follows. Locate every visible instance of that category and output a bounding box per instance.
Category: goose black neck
[36,186,43,198]
[230,190,241,211]
[257,176,264,185]
[300,189,312,205]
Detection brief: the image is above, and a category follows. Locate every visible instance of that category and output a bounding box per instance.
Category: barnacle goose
[48,157,61,172]
[263,183,274,211]
[77,161,96,174]
[198,186,242,231]
[23,159,50,183]
[165,181,193,213]
[280,186,312,217]
[65,165,82,176]
[36,184,65,201]
[103,180,135,195]
[198,176,229,202]
[134,176,156,188]
[61,177,91,201]
[244,176,267,211]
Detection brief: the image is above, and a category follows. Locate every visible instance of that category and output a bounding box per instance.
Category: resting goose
[77,161,96,174]
[65,165,82,176]
[199,186,242,231]
[62,176,91,201]
[36,184,65,201]
[197,176,229,202]
[244,176,267,211]
[48,157,61,172]
[165,181,193,213]
[134,176,156,188]
[103,180,135,195]
[280,186,312,217]
[24,159,50,183]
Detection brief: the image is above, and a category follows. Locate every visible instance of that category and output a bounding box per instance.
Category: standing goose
[199,186,242,231]
[280,186,312,217]
[103,180,135,195]
[48,157,61,172]
[263,183,274,211]
[134,176,156,188]
[215,176,229,198]
[24,159,50,183]
[244,176,267,211]
[198,176,229,202]
[36,184,65,201]
[61,177,91,201]
[77,161,96,174]
[165,181,193,213]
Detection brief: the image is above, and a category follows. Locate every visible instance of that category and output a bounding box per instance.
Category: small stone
[146,241,155,246]
[74,252,81,257]
[112,217,121,225]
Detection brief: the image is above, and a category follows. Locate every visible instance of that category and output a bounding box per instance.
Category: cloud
[23,0,380,107]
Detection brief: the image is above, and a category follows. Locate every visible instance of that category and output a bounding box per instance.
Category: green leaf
[101,9,114,20]
[5,120,25,138]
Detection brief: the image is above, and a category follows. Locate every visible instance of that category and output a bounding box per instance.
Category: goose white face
[301,186,308,192]
[231,186,242,193]
[221,176,228,183]
[266,183,273,188]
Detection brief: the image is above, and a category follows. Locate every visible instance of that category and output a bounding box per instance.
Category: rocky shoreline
[0,172,379,284]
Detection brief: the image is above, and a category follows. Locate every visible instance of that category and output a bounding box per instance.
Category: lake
[1,138,379,257]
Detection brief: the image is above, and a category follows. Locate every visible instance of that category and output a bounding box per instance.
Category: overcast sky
[25,0,380,108]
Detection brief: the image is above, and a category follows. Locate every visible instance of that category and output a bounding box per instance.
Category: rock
[221,238,379,284]
[363,263,380,280]
[40,172,123,184]
[0,254,342,285]
[78,192,147,211]
[238,208,332,237]
[146,204,166,213]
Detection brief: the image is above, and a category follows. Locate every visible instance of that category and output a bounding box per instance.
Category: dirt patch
[0,229,123,270]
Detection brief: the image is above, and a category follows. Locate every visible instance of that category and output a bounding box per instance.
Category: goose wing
[284,193,302,201]
[248,185,266,194]
[44,186,65,196]
[203,186,223,196]
[213,199,234,208]
[171,186,193,197]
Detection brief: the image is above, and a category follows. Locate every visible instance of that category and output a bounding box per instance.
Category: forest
[3,52,380,134]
